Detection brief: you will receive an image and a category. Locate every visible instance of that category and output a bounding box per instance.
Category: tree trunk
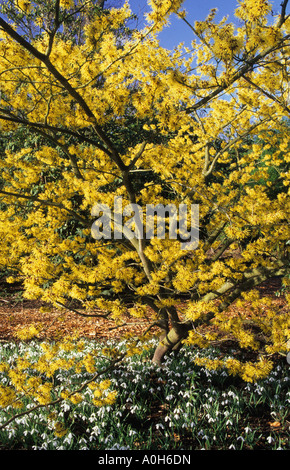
[152,323,190,366]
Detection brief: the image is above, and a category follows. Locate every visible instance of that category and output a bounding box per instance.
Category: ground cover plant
[0,337,289,450]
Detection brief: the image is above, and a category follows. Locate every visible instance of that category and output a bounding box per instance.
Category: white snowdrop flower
[155,423,165,430]
[229,444,236,450]
[61,402,71,412]
[8,429,16,439]
[267,436,275,444]
[88,414,97,423]
[63,432,74,445]
[165,394,174,401]
[226,420,233,426]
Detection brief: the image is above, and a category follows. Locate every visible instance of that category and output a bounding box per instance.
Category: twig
[55,300,111,318]
[0,352,126,431]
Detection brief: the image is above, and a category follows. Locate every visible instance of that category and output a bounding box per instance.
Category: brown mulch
[0,283,155,343]
[0,277,288,344]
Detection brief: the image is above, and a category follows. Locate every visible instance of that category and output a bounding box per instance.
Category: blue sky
[127,0,285,49]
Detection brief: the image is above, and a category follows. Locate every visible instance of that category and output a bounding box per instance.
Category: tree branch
[203,118,270,177]
[243,75,290,115]
[185,36,290,114]
[0,351,125,431]
[277,0,289,28]
[0,15,126,171]
[0,112,110,155]
[0,189,88,225]
[55,300,110,318]
[45,0,61,57]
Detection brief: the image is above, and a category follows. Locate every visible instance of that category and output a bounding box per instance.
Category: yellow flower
[16,0,32,13]
[60,0,74,9]
[99,379,111,390]
[69,392,83,404]
[53,421,68,438]
[15,324,42,341]
[235,0,272,22]
[34,382,53,405]
[0,385,17,408]
[104,390,117,406]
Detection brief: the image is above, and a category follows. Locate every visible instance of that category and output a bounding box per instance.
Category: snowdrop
[155,423,165,430]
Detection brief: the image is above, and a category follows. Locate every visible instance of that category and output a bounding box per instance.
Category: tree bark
[152,323,190,365]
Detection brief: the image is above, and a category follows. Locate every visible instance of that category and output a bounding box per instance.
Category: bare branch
[46,0,61,57]
[127,141,147,171]
[0,112,110,155]
[55,301,110,318]
[277,0,289,28]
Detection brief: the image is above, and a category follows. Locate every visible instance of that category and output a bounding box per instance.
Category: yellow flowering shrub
[0,0,288,389]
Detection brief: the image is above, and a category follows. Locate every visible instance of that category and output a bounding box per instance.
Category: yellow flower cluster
[194,356,274,382]
[146,0,184,29]
[16,0,32,13]
[0,336,119,412]
[236,0,272,23]
[0,385,17,409]
[15,324,43,341]
[60,0,75,10]
[185,300,218,323]
[90,380,118,407]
